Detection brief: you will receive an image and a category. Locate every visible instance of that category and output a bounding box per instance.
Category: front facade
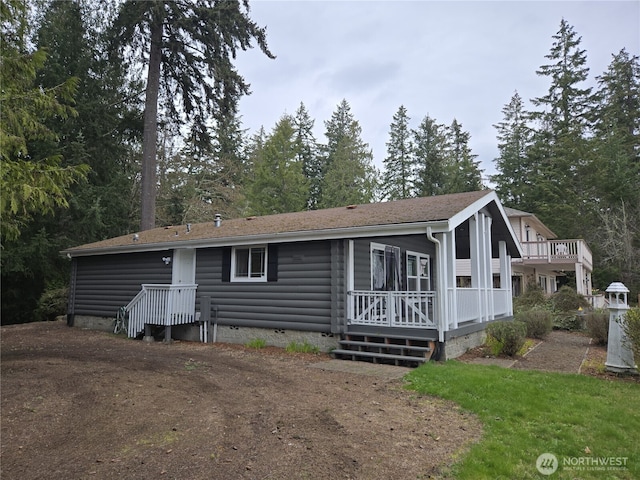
[63,190,522,360]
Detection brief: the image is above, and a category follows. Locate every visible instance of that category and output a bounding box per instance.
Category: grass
[405,361,640,479]
[245,338,266,349]
[285,340,320,354]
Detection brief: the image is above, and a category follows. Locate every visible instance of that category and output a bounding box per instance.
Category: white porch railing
[455,288,481,323]
[348,291,437,329]
[492,289,510,317]
[125,284,197,338]
[518,239,592,270]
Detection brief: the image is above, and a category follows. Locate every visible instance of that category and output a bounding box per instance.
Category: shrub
[513,284,547,313]
[550,286,590,312]
[621,307,640,362]
[550,286,591,331]
[486,321,526,357]
[515,307,553,339]
[35,287,68,322]
[585,310,609,345]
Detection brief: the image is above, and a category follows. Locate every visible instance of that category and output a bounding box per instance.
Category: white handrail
[125,284,197,338]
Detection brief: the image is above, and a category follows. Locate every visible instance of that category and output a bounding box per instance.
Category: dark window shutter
[222,247,231,282]
[267,244,278,282]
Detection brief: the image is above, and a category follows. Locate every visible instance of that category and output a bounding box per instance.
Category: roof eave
[62,220,451,258]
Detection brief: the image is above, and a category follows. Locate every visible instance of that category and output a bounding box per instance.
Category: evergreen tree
[587,50,640,291]
[247,115,308,215]
[111,0,274,230]
[293,103,321,209]
[319,100,377,208]
[382,105,414,200]
[0,0,89,243]
[413,115,448,197]
[491,92,533,206]
[444,119,483,193]
[527,19,593,237]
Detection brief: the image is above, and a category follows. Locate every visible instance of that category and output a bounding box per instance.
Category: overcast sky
[235,0,640,180]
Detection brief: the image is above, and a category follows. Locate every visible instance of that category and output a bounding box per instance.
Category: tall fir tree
[491,92,533,207]
[527,19,593,238]
[319,100,377,208]
[247,115,308,215]
[293,103,321,210]
[444,119,483,193]
[382,105,414,200]
[412,115,448,197]
[587,49,640,291]
[111,0,274,230]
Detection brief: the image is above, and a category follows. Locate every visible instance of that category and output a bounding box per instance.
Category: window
[232,246,267,281]
[407,251,431,291]
[371,243,401,291]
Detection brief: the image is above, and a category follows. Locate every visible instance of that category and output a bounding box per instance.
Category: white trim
[406,250,431,291]
[230,245,268,282]
[64,221,450,258]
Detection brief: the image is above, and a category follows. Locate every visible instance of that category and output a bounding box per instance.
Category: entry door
[172,249,196,285]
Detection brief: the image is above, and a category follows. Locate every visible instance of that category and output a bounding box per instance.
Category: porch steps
[332,333,435,367]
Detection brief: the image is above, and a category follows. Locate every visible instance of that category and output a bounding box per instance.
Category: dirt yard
[1,321,482,480]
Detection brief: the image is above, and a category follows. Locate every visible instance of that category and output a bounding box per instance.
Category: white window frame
[406,250,431,292]
[231,245,267,282]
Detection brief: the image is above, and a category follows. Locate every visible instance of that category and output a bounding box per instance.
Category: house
[62,190,522,363]
[503,207,593,299]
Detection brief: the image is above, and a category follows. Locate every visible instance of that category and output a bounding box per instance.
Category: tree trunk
[140,14,163,231]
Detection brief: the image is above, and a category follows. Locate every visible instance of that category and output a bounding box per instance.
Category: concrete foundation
[443,329,487,360]
[71,315,114,332]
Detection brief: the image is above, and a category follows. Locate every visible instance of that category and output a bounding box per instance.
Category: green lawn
[405,361,640,479]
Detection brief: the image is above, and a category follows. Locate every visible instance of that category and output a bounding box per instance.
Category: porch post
[484,214,494,321]
[499,240,512,316]
[443,231,457,330]
[469,214,484,322]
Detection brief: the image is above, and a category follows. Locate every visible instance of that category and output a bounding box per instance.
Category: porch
[124,284,197,338]
[347,287,512,331]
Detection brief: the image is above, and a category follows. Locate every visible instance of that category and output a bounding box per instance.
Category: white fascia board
[447,190,523,258]
[63,220,450,258]
[447,190,495,230]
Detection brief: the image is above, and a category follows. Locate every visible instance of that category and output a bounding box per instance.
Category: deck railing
[125,284,197,338]
[518,239,592,270]
[348,291,437,329]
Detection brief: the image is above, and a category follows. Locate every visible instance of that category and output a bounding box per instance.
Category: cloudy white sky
[235,0,639,180]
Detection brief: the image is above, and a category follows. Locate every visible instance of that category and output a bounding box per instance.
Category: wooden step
[331,349,427,364]
[339,339,432,352]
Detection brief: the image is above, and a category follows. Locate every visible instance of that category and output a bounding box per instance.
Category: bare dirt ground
[1,321,482,480]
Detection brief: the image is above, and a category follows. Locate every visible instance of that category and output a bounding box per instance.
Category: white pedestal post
[605,282,636,373]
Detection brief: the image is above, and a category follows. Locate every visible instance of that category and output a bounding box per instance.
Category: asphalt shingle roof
[66,190,491,254]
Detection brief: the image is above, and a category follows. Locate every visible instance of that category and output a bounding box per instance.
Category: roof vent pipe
[214,214,221,227]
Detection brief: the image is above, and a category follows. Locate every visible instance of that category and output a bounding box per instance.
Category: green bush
[515,307,553,339]
[486,321,526,357]
[513,284,547,313]
[550,286,591,330]
[35,287,68,322]
[550,285,590,312]
[621,307,640,362]
[585,310,609,345]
